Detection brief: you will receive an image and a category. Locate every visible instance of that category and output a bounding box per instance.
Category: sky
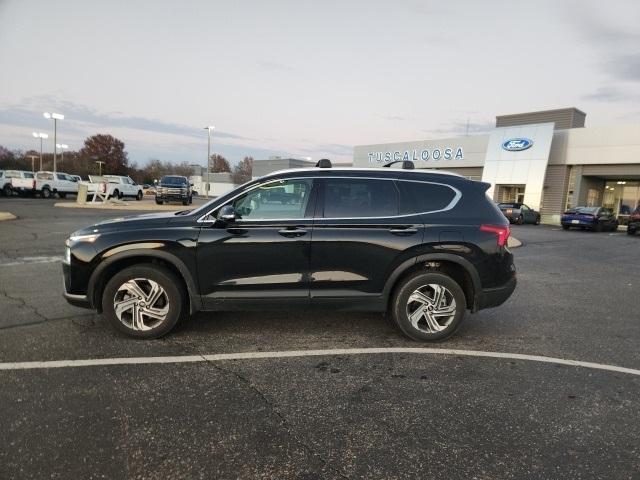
[0,0,639,167]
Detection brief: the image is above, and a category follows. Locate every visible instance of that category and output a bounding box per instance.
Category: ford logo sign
[502,138,533,151]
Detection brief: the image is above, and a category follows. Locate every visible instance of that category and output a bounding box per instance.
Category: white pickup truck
[35,171,79,199]
[83,175,143,201]
[2,170,36,196]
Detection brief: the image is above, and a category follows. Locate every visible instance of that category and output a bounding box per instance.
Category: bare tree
[232,156,253,184]
[210,154,231,173]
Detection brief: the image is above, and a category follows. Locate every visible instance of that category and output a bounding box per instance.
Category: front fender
[88,246,202,313]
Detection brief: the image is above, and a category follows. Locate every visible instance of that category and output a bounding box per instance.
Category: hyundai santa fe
[62,160,516,341]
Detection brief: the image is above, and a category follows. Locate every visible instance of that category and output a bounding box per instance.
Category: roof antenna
[382,160,415,169]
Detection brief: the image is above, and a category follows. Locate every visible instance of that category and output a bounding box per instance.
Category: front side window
[323,178,398,218]
[228,178,313,220]
[56,174,66,180]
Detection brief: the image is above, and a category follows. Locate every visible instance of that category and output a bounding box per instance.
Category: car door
[521,205,533,223]
[197,177,317,308]
[309,176,425,306]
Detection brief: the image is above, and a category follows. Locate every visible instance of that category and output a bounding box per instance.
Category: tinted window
[323,179,398,218]
[230,178,313,220]
[398,181,457,215]
[498,203,516,208]
[23,172,34,179]
[161,176,186,185]
[56,173,66,180]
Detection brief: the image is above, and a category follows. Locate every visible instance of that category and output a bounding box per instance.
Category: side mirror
[219,205,237,222]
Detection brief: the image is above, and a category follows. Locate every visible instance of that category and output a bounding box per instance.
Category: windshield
[160,176,187,185]
[498,203,517,208]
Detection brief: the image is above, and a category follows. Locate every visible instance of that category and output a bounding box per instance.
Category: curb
[508,237,522,248]
[0,212,16,221]
[54,202,188,212]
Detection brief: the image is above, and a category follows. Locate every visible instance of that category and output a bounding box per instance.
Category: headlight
[69,233,101,243]
[64,246,71,264]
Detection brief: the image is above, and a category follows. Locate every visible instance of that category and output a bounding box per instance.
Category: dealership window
[586,188,600,207]
[397,181,456,214]
[323,179,398,218]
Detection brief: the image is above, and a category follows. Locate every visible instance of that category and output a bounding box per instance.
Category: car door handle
[278,228,307,237]
[389,227,418,235]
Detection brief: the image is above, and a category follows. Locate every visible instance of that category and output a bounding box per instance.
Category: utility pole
[204,126,214,198]
[43,113,64,172]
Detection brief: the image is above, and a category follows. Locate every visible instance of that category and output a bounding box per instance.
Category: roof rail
[315,159,332,168]
[382,160,415,170]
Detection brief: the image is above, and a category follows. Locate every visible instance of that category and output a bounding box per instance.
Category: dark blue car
[561,206,618,232]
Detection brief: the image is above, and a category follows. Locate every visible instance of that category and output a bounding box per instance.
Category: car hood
[72,211,180,235]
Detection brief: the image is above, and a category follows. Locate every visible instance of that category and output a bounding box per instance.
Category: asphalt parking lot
[1,198,639,479]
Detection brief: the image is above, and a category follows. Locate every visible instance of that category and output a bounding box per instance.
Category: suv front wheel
[391,271,466,342]
[102,264,184,339]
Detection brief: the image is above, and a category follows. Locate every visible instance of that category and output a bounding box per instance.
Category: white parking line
[1,348,640,376]
[0,256,62,267]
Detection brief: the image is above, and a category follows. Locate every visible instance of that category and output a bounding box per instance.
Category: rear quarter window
[397,180,457,215]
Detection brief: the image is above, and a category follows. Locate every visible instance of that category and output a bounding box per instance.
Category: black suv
[63,162,516,341]
[155,175,192,205]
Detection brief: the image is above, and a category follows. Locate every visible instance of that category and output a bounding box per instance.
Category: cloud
[423,119,494,138]
[257,60,293,72]
[381,115,406,121]
[582,86,639,102]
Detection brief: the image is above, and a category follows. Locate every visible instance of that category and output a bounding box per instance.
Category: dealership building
[353,108,640,224]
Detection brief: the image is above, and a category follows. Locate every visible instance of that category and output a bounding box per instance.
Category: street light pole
[204,126,215,198]
[27,155,38,172]
[95,161,106,176]
[44,112,64,172]
[32,132,48,171]
[57,144,68,164]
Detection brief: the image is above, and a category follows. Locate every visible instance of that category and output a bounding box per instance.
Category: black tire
[628,228,636,236]
[594,222,603,232]
[612,221,619,231]
[188,195,193,205]
[516,215,524,225]
[102,264,185,339]
[182,198,189,206]
[535,216,541,225]
[562,224,570,230]
[109,189,119,200]
[155,198,163,205]
[391,271,466,342]
[136,190,143,201]
[3,184,12,197]
[41,186,52,199]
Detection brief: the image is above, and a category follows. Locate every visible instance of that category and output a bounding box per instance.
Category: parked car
[627,207,640,236]
[35,171,79,199]
[62,161,517,341]
[103,175,144,200]
[561,206,619,232]
[3,170,36,196]
[497,202,541,225]
[155,175,192,205]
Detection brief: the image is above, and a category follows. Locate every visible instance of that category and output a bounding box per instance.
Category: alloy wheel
[406,284,457,333]
[113,278,170,331]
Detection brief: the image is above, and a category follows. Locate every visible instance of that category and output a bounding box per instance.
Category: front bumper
[478,276,517,310]
[156,193,188,201]
[62,262,93,309]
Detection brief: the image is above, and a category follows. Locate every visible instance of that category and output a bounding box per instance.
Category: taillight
[480,224,510,247]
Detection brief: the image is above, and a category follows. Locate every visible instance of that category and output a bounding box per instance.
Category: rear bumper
[478,276,517,310]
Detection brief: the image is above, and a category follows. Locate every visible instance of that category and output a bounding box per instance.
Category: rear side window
[323,179,398,218]
[24,172,34,179]
[397,180,457,215]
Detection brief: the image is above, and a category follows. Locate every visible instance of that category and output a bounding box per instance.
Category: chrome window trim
[196,176,462,223]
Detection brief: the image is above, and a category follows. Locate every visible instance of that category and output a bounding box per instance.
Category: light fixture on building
[617,181,626,185]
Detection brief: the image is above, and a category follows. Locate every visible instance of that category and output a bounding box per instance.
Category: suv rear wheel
[391,271,466,342]
[102,265,185,339]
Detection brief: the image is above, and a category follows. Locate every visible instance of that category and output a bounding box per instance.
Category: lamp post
[204,126,215,198]
[32,132,49,170]
[27,155,38,173]
[94,160,106,176]
[56,144,69,164]
[43,112,64,172]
